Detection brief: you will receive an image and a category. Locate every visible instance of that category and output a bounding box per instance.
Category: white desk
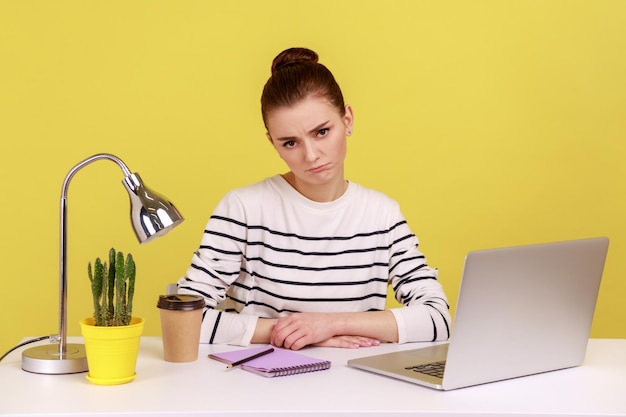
[1,338,625,417]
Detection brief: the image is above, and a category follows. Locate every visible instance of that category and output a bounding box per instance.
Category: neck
[282,172,348,202]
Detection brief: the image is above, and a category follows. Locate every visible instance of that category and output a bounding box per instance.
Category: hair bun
[271,47,319,74]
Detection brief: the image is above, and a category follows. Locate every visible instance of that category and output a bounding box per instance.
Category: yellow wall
[1,0,624,356]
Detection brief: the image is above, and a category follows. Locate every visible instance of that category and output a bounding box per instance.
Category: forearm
[332,310,399,343]
[251,317,278,344]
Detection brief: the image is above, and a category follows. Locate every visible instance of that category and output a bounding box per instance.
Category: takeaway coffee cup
[157,294,205,362]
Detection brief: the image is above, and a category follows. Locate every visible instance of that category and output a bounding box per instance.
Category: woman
[178,47,450,350]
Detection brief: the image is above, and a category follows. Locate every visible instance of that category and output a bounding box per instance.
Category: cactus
[106,248,116,323]
[87,248,136,326]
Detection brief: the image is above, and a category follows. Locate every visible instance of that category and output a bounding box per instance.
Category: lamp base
[21,343,88,374]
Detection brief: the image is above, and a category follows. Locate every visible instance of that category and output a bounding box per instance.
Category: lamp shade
[123,173,184,243]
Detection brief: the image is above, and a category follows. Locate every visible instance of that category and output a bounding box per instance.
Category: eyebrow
[274,121,331,142]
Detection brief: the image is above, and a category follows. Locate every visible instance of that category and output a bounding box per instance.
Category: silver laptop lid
[347,237,609,390]
[442,237,609,389]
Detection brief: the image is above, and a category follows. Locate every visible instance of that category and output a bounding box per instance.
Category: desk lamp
[21,153,184,374]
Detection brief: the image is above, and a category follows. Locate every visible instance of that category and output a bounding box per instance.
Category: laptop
[348,237,610,390]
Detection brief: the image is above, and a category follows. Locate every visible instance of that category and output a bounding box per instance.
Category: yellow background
[1,0,624,356]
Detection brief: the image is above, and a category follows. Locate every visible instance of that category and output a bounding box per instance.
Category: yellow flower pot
[79,316,145,385]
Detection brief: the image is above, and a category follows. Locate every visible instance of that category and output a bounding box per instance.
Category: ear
[265,132,274,145]
[344,105,354,135]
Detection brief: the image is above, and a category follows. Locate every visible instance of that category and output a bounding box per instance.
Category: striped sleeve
[386,213,451,343]
[177,191,258,346]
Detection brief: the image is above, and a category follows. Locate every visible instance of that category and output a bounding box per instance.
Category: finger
[271,316,298,340]
[271,321,302,349]
[315,336,380,349]
[352,337,381,347]
[282,328,308,350]
[314,338,360,349]
[286,333,311,351]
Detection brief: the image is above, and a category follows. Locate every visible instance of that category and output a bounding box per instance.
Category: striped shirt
[178,175,450,346]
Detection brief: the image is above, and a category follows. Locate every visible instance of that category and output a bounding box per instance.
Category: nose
[303,139,319,162]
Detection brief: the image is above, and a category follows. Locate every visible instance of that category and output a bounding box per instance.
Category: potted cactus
[88,248,136,326]
[79,248,145,385]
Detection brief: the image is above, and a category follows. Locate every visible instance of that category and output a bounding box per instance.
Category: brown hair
[260,47,346,128]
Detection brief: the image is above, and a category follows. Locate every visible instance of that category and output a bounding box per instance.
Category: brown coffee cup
[157,294,205,362]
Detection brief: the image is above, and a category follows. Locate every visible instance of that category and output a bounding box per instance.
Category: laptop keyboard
[405,361,446,378]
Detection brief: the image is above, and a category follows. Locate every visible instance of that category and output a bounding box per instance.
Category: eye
[282,140,296,148]
[317,128,329,138]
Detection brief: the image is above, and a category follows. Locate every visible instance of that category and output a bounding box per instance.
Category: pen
[226,347,275,369]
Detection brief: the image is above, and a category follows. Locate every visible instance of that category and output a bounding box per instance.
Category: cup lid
[157,294,205,311]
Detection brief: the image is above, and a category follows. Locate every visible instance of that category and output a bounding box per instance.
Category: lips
[308,164,328,173]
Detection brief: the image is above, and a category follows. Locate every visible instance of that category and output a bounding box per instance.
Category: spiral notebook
[209,345,331,378]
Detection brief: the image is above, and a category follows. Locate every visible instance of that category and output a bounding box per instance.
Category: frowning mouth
[308,164,329,173]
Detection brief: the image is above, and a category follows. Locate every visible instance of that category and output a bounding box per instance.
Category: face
[266,96,354,200]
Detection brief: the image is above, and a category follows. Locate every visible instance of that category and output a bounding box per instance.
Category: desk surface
[1,338,625,417]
